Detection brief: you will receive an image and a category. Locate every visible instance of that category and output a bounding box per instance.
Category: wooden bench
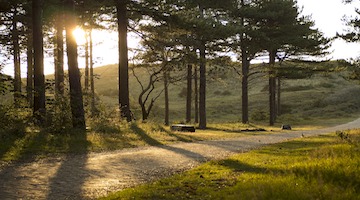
[170,124,196,132]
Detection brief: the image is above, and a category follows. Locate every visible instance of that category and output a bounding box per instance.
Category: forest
[1,0,360,199]
[1,0,360,139]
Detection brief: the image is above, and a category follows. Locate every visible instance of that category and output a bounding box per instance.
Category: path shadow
[206,124,265,134]
[0,128,91,199]
[218,158,269,174]
[163,129,201,143]
[130,123,162,146]
[0,128,46,198]
[0,127,31,162]
[130,123,207,161]
[46,128,91,199]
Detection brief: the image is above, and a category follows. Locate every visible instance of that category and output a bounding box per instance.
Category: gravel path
[1,118,360,200]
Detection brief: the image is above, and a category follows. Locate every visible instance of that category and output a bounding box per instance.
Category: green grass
[0,120,266,162]
[87,64,360,125]
[100,129,360,200]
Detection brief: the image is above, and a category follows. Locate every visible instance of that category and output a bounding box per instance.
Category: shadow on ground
[46,128,91,199]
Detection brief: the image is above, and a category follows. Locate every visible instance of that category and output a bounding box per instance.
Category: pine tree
[248,0,329,126]
[64,0,86,129]
[116,0,131,122]
[33,0,46,124]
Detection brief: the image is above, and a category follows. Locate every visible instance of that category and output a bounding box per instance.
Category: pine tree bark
[198,5,206,129]
[240,0,249,124]
[84,31,89,92]
[32,0,46,123]
[277,77,281,116]
[164,69,169,126]
[186,64,192,123]
[194,65,199,123]
[116,0,131,121]
[26,31,33,107]
[55,10,64,96]
[269,50,276,126]
[12,12,21,107]
[89,30,96,116]
[241,56,249,124]
[199,42,206,129]
[65,0,86,129]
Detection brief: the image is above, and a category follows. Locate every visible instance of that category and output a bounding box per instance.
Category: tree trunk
[277,77,281,116]
[89,30,96,116]
[241,57,249,124]
[269,50,276,126]
[84,31,89,92]
[139,96,150,121]
[194,65,199,123]
[26,31,33,108]
[240,0,249,124]
[55,10,64,96]
[65,0,85,129]
[199,43,206,129]
[12,12,21,107]
[186,64,192,123]
[164,69,169,126]
[33,0,46,123]
[116,0,131,122]
[198,4,206,129]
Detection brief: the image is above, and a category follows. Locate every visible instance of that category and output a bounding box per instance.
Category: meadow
[101,129,360,200]
[91,62,360,125]
[1,61,360,163]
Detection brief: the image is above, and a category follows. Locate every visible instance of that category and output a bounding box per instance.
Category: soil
[1,118,360,200]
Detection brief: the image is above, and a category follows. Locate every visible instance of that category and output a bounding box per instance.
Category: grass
[100,129,360,200]
[3,61,360,163]
[86,64,360,125]
[0,119,326,163]
[0,120,268,162]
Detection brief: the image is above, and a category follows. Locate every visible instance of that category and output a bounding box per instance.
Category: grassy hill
[89,62,360,126]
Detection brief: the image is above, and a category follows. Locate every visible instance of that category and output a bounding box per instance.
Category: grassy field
[100,129,360,200]
[2,61,360,163]
[1,119,279,162]
[90,63,360,125]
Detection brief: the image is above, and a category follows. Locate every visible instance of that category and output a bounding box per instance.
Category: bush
[45,95,73,134]
[0,104,31,137]
[88,107,122,134]
[251,110,267,121]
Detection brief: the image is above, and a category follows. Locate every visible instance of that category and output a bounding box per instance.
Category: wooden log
[170,124,196,132]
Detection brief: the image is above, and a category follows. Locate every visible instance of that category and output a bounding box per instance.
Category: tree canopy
[0,0,332,128]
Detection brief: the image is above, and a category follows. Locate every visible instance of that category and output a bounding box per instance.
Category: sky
[297,0,360,60]
[3,0,360,76]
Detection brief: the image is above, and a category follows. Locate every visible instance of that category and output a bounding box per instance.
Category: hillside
[90,63,360,125]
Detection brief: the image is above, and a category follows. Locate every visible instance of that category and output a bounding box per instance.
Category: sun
[72,27,86,45]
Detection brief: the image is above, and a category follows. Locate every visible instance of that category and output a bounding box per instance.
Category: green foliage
[89,62,360,124]
[0,73,11,95]
[0,99,33,137]
[43,79,73,133]
[101,131,360,200]
[88,106,122,134]
[338,1,360,43]
[44,95,73,133]
[251,109,267,121]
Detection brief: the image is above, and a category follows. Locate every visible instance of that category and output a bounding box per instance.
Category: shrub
[0,104,31,137]
[251,109,267,121]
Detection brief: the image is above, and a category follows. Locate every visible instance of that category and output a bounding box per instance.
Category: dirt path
[1,118,360,200]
